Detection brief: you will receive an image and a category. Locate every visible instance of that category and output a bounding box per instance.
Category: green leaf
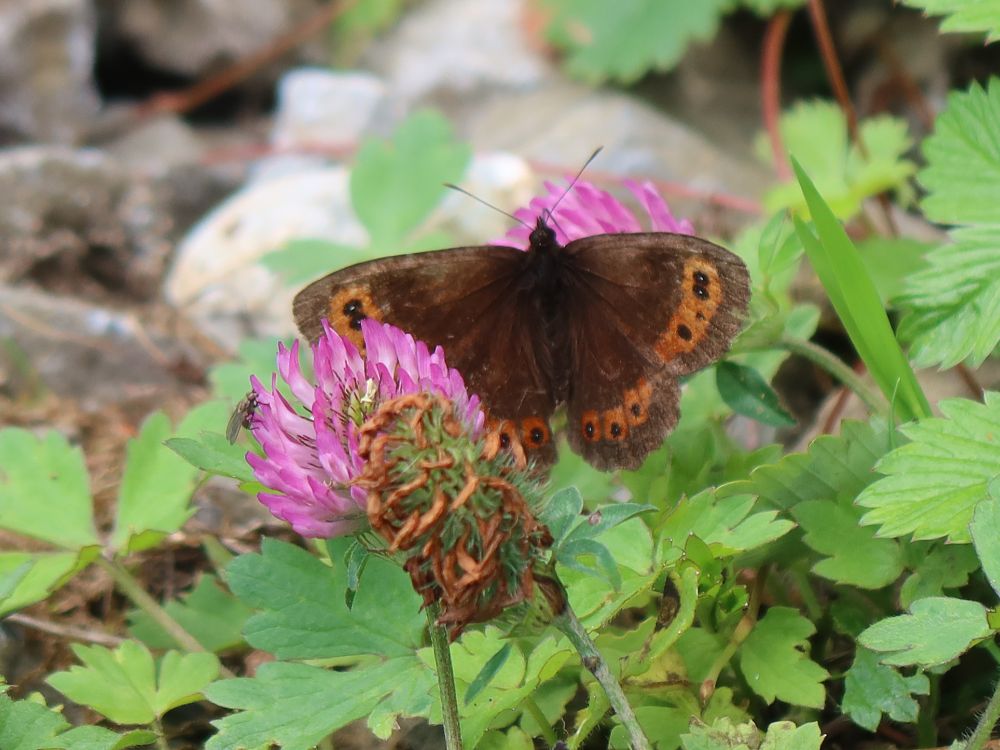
[464,643,512,704]
[0,550,99,615]
[262,239,375,286]
[972,498,1000,598]
[739,0,806,14]
[763,102,916,219]
[858,597,991,667]
[738,607,829,708]
[900,0,1000,41]
[351,111,470,252]
[792,160,930,422]
[47,641,219,725]
[682,718,823,750]
[51,726,158,750]
[541,0,729,83]
[226,538,425,659]
[166,433,256,483]
[900,542,980,606]
[0,691,68,750]
[897,79,1000,366]
[715,361,795,427]
[128,574,252,652]
[0,428,98,548]
[111,411,199,553]
[206,659,433,750]
[210,338,292,403]
[841,648,929,731]
[856,237,933,305]
[857,392,1000,542]
[795,498,904,588]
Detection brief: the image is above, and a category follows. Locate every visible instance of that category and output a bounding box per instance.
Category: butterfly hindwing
[293,247,560,465]
[561,233,750,470]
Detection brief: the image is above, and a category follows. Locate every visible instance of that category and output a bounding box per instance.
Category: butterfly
[293,209,750,472]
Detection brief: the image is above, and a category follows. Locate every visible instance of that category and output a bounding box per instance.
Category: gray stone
[109,0,321,77]
[362,0,552,106]
[0,0,100,143]
[0,147,172,299]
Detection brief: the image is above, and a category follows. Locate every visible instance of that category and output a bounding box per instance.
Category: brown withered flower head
[357,392,553,638]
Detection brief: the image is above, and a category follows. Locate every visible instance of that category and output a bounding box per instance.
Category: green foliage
[900,0,1000,41]
[762,101,916,219]
[0,691,155,750]
[738,607,829,708]
[857,392,1000,543]
[47,641,219,725]
[681,717,823,750]
[898,78,1000,367]
[739,0,806,14]
[540,0,729,82]
[841,648,929,731]
[858,597,992,667]
[792,159,931,422]
[715,362,795,427]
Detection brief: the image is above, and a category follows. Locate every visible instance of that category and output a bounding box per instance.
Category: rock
[164,165,364,349]
[0,0,100,143]
[0,147,173,299]
[362,0,552,106]
[0,286,188,408]
[108,0,322,77]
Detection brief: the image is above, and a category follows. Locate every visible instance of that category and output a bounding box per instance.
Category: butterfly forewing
[293,246,561,465]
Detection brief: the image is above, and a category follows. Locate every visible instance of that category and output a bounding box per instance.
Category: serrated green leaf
[47,641,218,725]
[0,691,69,750]
[0,428,97,549]
[900,78,1000,367]
[900,542,980,606]
[841,648,929,731]
[857,392,1000,542]
[682,718,822,750]
[900,0,1000,41]
[111,412,199,553]
[559,537,622,589]
[51,726,157,750]
[716,361,795,427]
[609,705,689,750]
[166,433,256,483]
[541,0,729,83]
[859,597,990,667]
[795,499,903,588]
[351,111,470,252]
[226,538,424,659]
[540,486,585,545]
[0,550,99,615]
[660,489,793,558]
[972,498,1000,598]
[128,574,251,652]
[857,237,933,305]
[738,607,829,707]
[206,659,432,750]
[763,102,916,219]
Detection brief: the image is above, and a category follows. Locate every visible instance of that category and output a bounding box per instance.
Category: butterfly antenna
[443,182,531,230]
[546,146,603,219]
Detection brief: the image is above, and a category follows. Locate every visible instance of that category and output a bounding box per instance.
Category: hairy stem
[554,596,651,750]
[964,671,1000,750]
[427,604,463,750]
[778,336,885,415]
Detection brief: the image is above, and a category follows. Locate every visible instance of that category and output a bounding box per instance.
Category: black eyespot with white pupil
[631,403,642,417]
[530,427,544,444]
[693,284,709,299]
[585,422,595,438]
[610,422,623,438]
[693,271,709,285]
[499,432,511,449]
[343,298,367,330]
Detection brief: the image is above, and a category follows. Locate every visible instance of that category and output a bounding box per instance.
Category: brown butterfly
[293,213,749,472]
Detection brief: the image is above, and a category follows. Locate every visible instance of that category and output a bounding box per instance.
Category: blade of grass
[791,157,930,422]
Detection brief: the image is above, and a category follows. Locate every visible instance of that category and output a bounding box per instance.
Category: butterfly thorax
[521,217,567,299]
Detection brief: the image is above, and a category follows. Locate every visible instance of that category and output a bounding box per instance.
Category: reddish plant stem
[807,0,864,155]
[135,0,359,120]
[761,10,793,179]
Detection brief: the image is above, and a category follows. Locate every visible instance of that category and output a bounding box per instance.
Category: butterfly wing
[293,247,560,465]
[560,233,750,470]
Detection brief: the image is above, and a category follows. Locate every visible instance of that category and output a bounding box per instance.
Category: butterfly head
[528,215,559,253]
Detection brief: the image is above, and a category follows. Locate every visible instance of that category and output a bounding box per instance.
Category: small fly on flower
[226,392,258,444]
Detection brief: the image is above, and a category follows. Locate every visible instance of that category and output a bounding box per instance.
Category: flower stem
[524,697,557,746]
[778,336,885,415]
[554,596,650,750]
[427,604,463,750]
[97,557,206,654]
[701,566,767,704]
[963,671,1000,750]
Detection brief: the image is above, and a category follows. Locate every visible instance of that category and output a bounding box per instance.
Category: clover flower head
[502,178,695,247]
[246,319,483,538]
